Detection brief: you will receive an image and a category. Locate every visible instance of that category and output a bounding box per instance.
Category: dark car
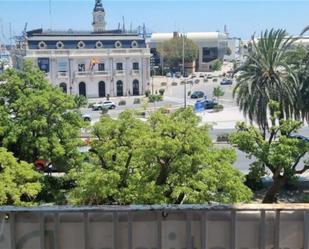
[220,78,233,85]
[195,99,218,110]
[190,91,205,99]
[204,99,218,109]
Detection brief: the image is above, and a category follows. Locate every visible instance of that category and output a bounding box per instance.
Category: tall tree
[69,108,252,205]
[0,147,41,205]
[230,102,309,203]
[0,60,84,172]
[157,36,199,70]
[233,29,299,135]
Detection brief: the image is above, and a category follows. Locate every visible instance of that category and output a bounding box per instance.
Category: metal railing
[0,204,308,249]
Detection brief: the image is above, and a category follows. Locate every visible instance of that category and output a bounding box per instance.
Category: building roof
[151,32,228,43]
[26,29,139,37]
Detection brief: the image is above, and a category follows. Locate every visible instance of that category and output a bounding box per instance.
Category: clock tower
[92,0,106,32]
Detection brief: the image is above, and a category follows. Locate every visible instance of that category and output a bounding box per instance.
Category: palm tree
[233,29,299,135]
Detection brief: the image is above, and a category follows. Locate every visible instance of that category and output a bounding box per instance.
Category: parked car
[166,72,172,77]
[175,72,182,78]
[81,113,91,122]
[204,99,218,109]
[195,99,218,110]
[207,75,213,79]
[220,78,233,85]
[92,101,116,110]
[191,91,205,99]
[199,73,205,78]
[191,74,197,78]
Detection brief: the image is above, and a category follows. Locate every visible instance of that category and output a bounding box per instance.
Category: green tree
[0,60,84,172]
[69,108,252,205]
[157,36,199,69]
[213,86,225,102]
[230,102,309,203]
[0,147,41,205]
[211,59,223,71]
[233,29,299,135]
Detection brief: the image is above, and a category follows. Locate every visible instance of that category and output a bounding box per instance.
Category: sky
[0,0,309,42]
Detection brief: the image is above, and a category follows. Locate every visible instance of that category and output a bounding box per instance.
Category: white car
[81,113,91,122]
[92,101,116,111]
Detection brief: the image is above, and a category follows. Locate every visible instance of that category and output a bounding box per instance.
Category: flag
[89,58,100,70]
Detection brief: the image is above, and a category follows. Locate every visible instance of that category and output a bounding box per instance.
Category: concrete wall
[0,204,308,249]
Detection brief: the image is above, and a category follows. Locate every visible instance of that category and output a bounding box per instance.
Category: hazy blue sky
[0,0,309,41]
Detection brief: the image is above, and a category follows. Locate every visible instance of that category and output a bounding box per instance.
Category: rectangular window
[202,47,218,63]
[58,59,68,72]
[37,58,50,73]
[116,63,123,70]
[133,62,139,70]
[78,64,86,72]
[98,63,105,71]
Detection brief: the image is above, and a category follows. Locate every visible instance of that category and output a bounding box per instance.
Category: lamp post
[182,32,187,108]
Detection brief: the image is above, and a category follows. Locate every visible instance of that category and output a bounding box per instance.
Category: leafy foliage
[233,29,300,133]
[0,147,41,205]
[69,108,252,205]
[211,59,223,71]
[0,60,84,172]
[213,86,225,99]
[157,36,199,69]
[230,103,309,203]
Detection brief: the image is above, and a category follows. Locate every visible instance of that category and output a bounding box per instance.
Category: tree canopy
[0,61,84,172]
[230,102,309,203]
[233,29,300,134]
[157,36,199,69]
[69,108,252,205]
[0,147,41,205]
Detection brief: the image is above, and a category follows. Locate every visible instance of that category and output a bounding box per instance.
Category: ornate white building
[13,0,151,97]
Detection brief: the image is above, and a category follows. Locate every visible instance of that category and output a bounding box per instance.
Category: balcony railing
[57,71,68,78]
[115,70,125,76]
[75,71,110,77]
[132,69,140,75]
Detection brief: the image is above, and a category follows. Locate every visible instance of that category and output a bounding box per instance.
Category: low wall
[0,204,309,249]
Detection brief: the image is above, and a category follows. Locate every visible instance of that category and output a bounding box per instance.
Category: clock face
[96,15,103,22]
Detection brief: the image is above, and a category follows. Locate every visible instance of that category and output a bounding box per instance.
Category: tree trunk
[262,175,287,203]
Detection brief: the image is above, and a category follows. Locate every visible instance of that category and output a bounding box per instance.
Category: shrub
[159,89,165,96]
[136,111,146,118]
[171,82,178,86]
[180,81,186,85]
[118,100,126,106]
[161,82,167,87]
[204,79,208,83]
[195,79,200,84]
[133,98,141,104]
[148,95,163,103]
[188,91,191,96]
[145,90,151,97]
[74,95,88,108]
[213,78,218,82]
[213,104,224,112]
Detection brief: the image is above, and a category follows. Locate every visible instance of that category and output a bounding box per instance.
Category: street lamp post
[182,32,187,108]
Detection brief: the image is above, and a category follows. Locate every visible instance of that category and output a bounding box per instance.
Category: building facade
[149,32,228,72]
[13,0,151,98]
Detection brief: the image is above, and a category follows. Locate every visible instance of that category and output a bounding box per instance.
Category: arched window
[116,80,123,97]
[98,81,106,97]
[79,82,86,97]
[59,82,67,93]
[133,79,139,96]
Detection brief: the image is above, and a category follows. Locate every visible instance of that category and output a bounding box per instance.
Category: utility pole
[182,32,187,108]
